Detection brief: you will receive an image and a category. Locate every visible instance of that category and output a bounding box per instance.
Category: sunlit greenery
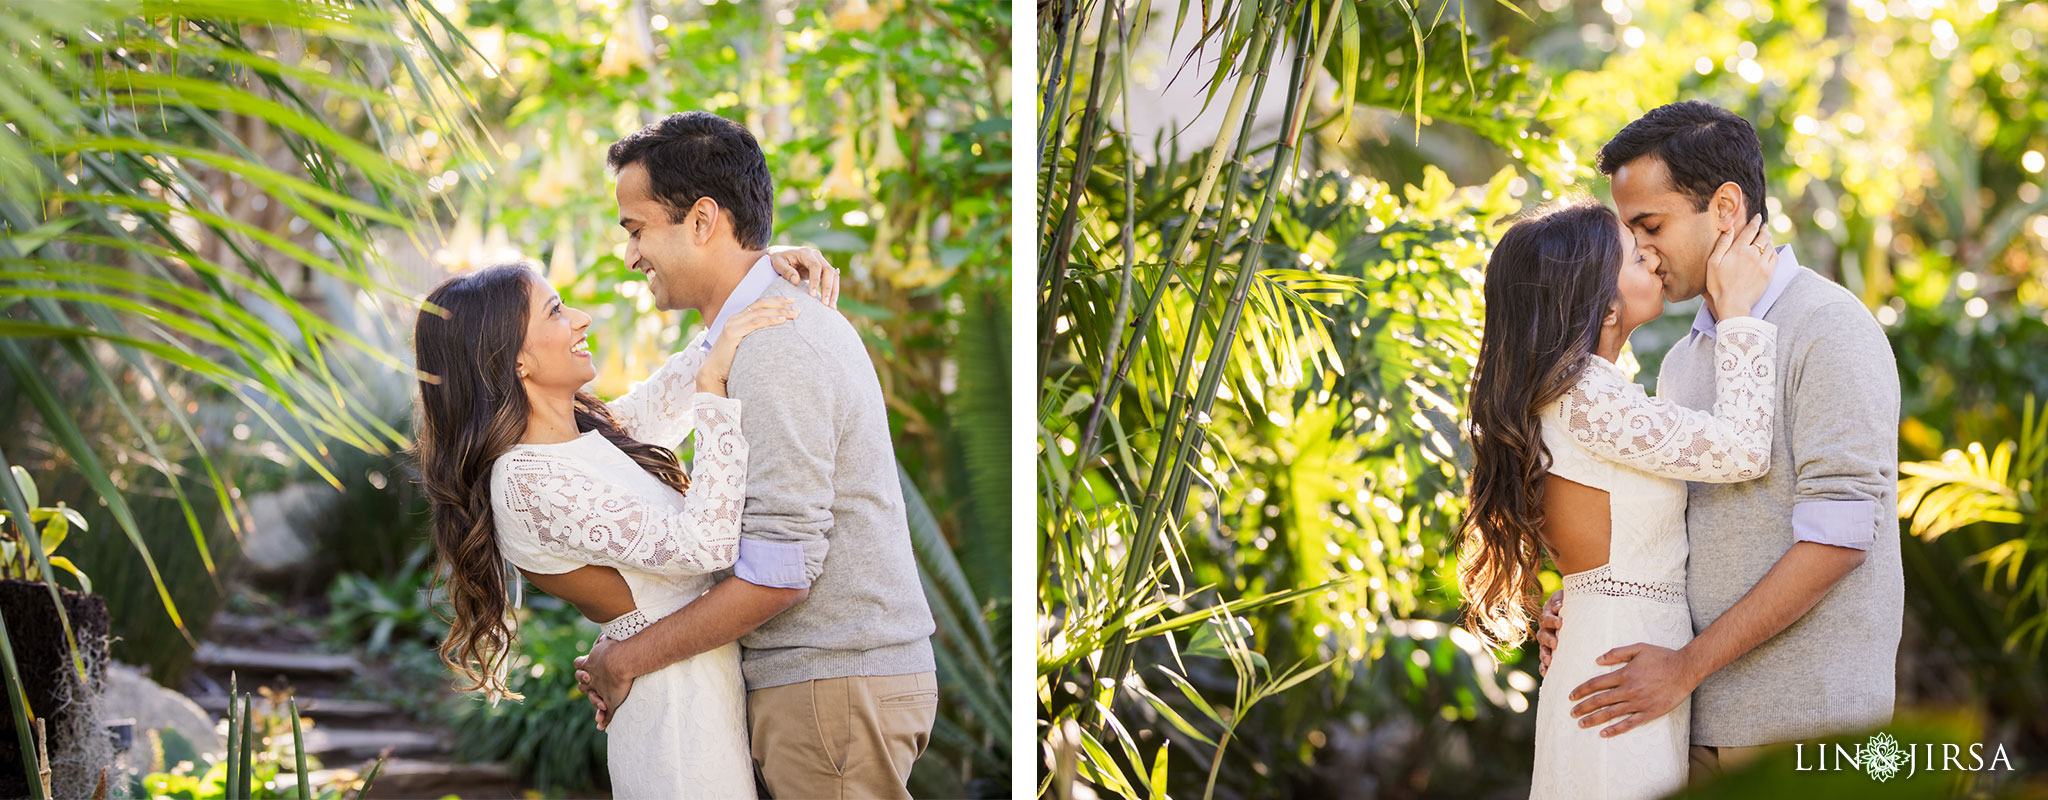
[1040,0,2048,797]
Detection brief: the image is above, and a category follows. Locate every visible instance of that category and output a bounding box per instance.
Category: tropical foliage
[1039,0,2048,797]
[0,469,92,592]
[139,678,384,800]
[0,2,475,795]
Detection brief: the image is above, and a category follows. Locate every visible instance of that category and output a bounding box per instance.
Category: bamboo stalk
[1180,22,1322,793]
[1085,0,1291,727]
[1066,0,1281,475]
[1290,0,1343,145]
[1071,0,1281,481]
[1037,0,1082,184]
[1096,0,1326,732]
[1042,0,1140,557]
[1169,0,1321,547]
[1039,0,1097,230]
[1038,0,1123,383]
[1124,0,1289,602]
[1082,0,1139,489]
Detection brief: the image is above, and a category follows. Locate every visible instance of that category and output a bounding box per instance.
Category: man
[1536,100,1903,776]
[573,111,939,798]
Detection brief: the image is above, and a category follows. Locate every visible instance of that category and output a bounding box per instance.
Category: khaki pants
[1687,743,1773,783]
[748,672,938,799]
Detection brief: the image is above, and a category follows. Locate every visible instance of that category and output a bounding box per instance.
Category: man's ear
[689,198,721,246]
[1711,182,1746,231]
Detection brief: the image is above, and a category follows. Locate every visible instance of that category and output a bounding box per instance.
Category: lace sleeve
[1555,317,1778,483]
[492,394,748,576]
[605,346,709,448]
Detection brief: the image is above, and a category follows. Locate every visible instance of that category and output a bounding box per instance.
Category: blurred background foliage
[1038,0,2048,797]
[2,0,1008,796]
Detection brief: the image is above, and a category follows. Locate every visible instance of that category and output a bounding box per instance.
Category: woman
[413,251,829,798]
[1456,201,1777,799]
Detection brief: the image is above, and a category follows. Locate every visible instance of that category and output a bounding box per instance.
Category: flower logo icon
[1864,732,1904,782]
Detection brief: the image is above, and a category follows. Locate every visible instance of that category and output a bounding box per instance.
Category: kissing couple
[411,111,940,799]
[1456,100,1904,798]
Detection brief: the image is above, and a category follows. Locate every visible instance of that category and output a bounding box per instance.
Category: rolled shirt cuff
[734,538,811,588]
[1792,499,1876,551]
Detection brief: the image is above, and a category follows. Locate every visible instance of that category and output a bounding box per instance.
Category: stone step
[208,611,318,637]
[193,644,362,679]
[353,758,524,800]
[190,694,407,724]
[291,758,522,799]
[301,726,446,760]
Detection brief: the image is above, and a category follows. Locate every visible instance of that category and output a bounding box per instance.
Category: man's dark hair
[1597,100,1767,223]
[607,111,773,250]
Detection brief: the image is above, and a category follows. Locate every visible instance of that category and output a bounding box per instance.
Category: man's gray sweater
[724,280,936,689]
[1659,265,1903,747]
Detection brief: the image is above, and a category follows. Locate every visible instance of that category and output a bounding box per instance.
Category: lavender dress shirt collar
[1689,244,1800,340]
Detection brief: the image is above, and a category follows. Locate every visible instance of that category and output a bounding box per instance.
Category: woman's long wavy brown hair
[1458,200,1626,652]
[413,264,690,700]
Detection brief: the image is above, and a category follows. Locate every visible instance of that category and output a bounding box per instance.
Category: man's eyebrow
[1627,211,1658,227]
[618,216,636,227]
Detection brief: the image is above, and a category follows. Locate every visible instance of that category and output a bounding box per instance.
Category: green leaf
[291,698,311,800]
[1,217,81,258]
[36,512,65,556]
[1332,0,1360,136]
[1157,667,1226,729]
[1128,677,1219,747]
[1073,724,1141,799]
[8,467,34,510]
[1148,739,1171,800]
[46,557,89,595]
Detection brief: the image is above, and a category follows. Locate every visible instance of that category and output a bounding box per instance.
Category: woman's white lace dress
[489,347,756,799]
[1529,316,1777,800]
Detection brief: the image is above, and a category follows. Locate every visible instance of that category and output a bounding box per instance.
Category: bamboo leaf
[1157,666,1226,728]
[1128,677,1219,747]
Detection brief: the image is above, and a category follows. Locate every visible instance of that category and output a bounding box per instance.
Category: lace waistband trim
[601,609,653,640]
[1560,563,1686,606]
[599,594,695,640]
